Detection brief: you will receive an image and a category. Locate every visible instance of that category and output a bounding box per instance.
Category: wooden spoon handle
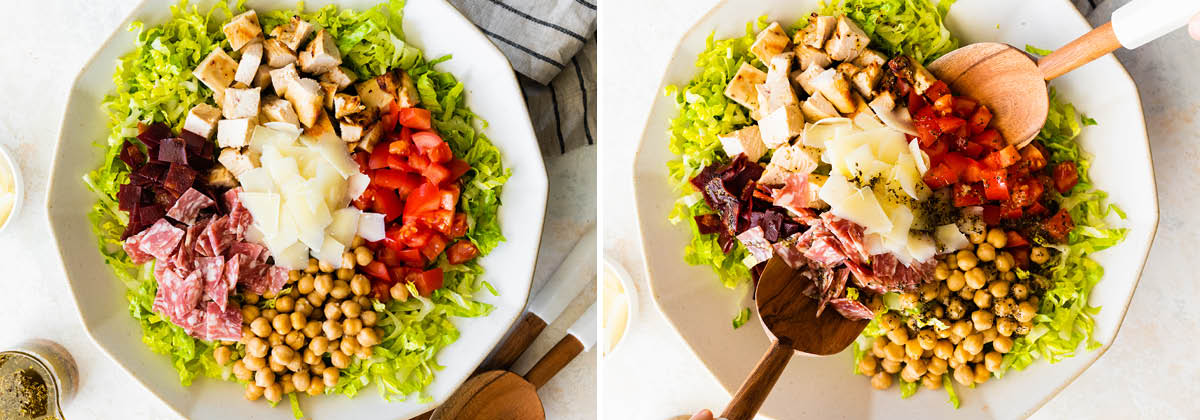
[478,313,549,373]
[1037,22,1121,81]
[523,334,584,389]
[720,340,794,420]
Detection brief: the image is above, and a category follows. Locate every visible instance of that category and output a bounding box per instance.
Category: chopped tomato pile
[350,103,480,300]
[910,81,1079,243]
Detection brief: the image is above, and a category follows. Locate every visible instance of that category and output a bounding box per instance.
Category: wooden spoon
[431,303,597,420]
[926,0,1200,148]
[720,257,871,420]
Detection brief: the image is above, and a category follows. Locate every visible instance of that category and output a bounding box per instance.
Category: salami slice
[137,219,185,261]
[266,266,289,293]
[166,188,215,225]
[177,306,209,339]
[204,301,242,342]
[122,233,155,264]
[225,254,243,291]
[198,256,228,311]
[202,216,235,257]
[178,271,204,316]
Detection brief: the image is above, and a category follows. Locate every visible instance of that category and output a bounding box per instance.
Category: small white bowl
[602,258,639,356]
[0,144,22,234]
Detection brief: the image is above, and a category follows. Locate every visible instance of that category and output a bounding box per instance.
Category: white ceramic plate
[45,0,547,418]
[632,0,1158,418]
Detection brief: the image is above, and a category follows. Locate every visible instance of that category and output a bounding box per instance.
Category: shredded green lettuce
[731,308,751,329]
[821,0,959,64]
[899,379,919,398]
[86,0,507,411]
[943,374,960,408]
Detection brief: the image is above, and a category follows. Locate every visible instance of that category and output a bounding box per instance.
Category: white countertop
[599,0,1200,418]
[0,0,596,418]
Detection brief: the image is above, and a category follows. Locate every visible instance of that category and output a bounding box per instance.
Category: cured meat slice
[204,301,242,342]
[177,306,208,339]
[225,255,243,291]
[137,219,184,260]
[166,188,215,225]
[158,138,188,165]
[178,271,204,316]
[805,235,847,267]
[202,216,235,257]
[821,213,869,264]
[772,232,810,270]
[771,173,813,214]
[829,298,875,320]
[736,226,774,265]
[198,256,228,311]
[266,266,289,293]
[122,231,155,265]
[230,242,266,263]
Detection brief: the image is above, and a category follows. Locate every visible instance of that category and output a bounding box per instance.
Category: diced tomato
[372,280,394,301]
[381,101,401,133]
[362,261,391,282]
[440,185,459,210]
[971,129,1005,151]
[1052,161,1079,194]
[1006,231,1030,248]
[352,151,370,172]
[387,154,414,171]
[935,116,966,133]
[952,97,978,117]
[450,212,469,238]
[395,248,424,266]
[986,145,1021,168]
[388,135,414,156]
[373,169,421,190]
[923,162,958,189]
[404,182,443,222]
[428,141,453,164]
[1010,178,1045,207]
[420,234,448,261]
[924,81,950,103]
[982,169,1010,201]
[397,108,432,130]
[423,163,450,185]
[960,141,986,159]
[981,205,1002,225]
[397,223,432,248]
[915,119,939,147]
[408,154,430,172]
[908,90,927,114]
[446,241,479,264]
[933,94,954,114]
[376,246,403,266]
[369,142,392,169]
[1000,201,1023,219]
[1043,208,1075,242]
[390,266,416,286]
[412,268,444,296]
[373,187,405,221]
[421,209,455,235]
[353,185,376,210]
[1010,246,1031,269]
[446,159,472,182]
[1026,201,1049,217]
[1020,144,1048,171]
[923,138,949,162]
[412,131,444,154]
[952,183,986,207]
[968,105,992,135]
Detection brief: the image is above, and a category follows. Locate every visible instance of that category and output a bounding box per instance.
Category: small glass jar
[1,339,77,419]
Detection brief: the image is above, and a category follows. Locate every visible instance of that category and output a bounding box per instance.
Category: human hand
[688,409,715,420]
[1191,13,1200,40]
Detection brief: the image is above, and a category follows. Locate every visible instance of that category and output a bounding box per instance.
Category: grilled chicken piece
[798,14,836,50]
[719,125,767,162]
[813,68,856,114]
[234,42,263,86]
[183,104,221,139]
[193,48,238,102]
[794,45,832,71]
[263,38,297,68]
[222,87,261,120]
[759,104,806,149]
[269,63,301,97]
[723,63,768,114]
[750,22,791,62]
[299,29,342,75]
[216,118,256,149]
[825,15,870,62]
[801,92,841,121]
[260,96,300,126]
[270,16,314,52]
[320,66,356,90]
[222,10,263,51]
[284,78,324,128]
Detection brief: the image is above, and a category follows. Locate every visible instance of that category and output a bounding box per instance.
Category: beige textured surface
[599,0,1200,418]
[0,0,594,418]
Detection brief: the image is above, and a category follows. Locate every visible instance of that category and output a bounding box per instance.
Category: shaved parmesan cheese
[835,186,893,234]
[244,224,266,245]
[909,139,930,174]
[845,144,889,182]
[239,192,281,236]
[250,124,299,153]
[346,173,370,202]
[273,242,310,270]
[818,174,855,207]
[309,135,359,178]
[802,117,853,149]
[935,224,970,253]
[357,212,386,242]
[316,236,345,268]
[328,208,361,246]
[906,232,937,262]
[237,167,277,194]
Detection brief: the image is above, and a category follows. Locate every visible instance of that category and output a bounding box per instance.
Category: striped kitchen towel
[447,0,597,155]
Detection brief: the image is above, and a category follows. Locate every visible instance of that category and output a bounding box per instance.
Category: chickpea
[294,298,314,317]
[965,268,988,290]
[269,356,286,373]
[906,358,927,376]
[304,258,319,274]
[297,320,318,339]
[898,292,919,310]
[963,334,984,355]
[989,280,1010,299]
[872,337,888,359]
[946,271,966,292]
[343,318,364,337]
[355,295,371,308]
[936,327,952,339]
[251,317,272,338]
[858,356,878,375]
[322,303,342,322]
[982,327,998,343]
[354,247,374,266]
[307,380,325,396]
[300,348,318,365]
[956,250,978,271]
[993,336,1014,354]
[286,331,306,350]
[241,327,255,343]
[350,275,371,297]
[243,292,261,304]
[944,254,958,270]
[881,359,902,374]
[900,365,922,383]
[323,367,342,386]
[254,369,275,388]
[341,301,363,319]
[981,351,1004,373]
[340,337,360,356]
[973,363,991,384]
[887,327,909,346]
[1029,295,1041,307]
[1030,247,1050,264]
[355,345,374,359]
[281,374,296,394]
[331,350,351,370]
[1015,321,1033,336]
[996,317,1017,336]
[1011,283,1029,300]
[975,243,996,262]
[288,358,303,373]
[262,309,279,320]
[995,252,1014,272]
[244,355,267,371]
[916,329,937,351]
[242,305,261,321]
[298,275,316,294]
[920,283,939,302]
[951,320,972,339]
[355,328,379,348]
[390,283,410,302]
[310,360,327,375]
[928,357,948,376]
[905,340,923,360]
[310,336,330,355]
[953,365,974,386]
[922,373,943,390]
[272,296,293,314]
[287,313,305,333]
[330,280,352,300]
[880,312,902,330]
[933,340,954,360]
[336,268,355,281]
[361,311,378,327]
[934,263,950,280]
[245,383,264,401]
[318,260,335,273]
[307,292,325,308]
[946,299,966,320]
[871,372,893,390]
[883,341,904,361]
[352,237,366,249]
[264,383,283,403]
[973,289,993,309]
[288,270,301,283]
[230,360,252,381]
[272,314,293,335]
[957,288,974,301]
[314,274,334,296]
[1015,302,1037,323]
[247,337,269,358]
[986,228,1007,248]
[214,346,232,365]
[293,371,311,393]
[993,297,1016,318]
[971,310,995,331]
